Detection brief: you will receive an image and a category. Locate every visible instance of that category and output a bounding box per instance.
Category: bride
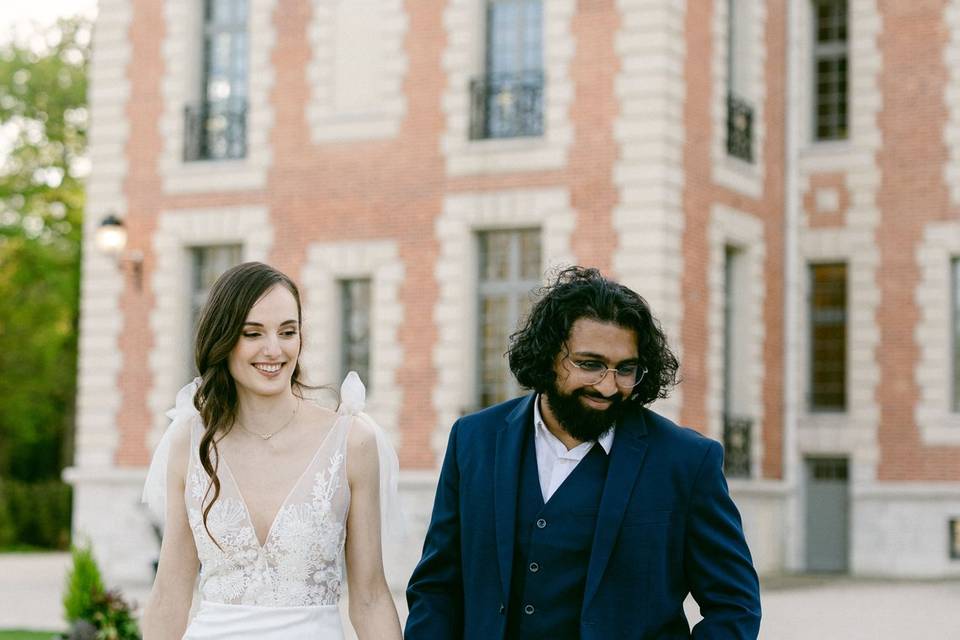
[141,262,403,639]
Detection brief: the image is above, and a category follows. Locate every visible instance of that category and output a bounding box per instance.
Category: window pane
[519,230,542,279]
[809,263,847,410]
[475,0,544,140]
[953,258,960,411]
[190,245,242,377]
[199,0,248,157]
[480,231,512,281]
[341,279,372,388]
[479,295,511,407]
[812,1,848,141]
[477,229,542,408]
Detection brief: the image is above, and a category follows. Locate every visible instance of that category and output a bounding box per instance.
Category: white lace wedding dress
[143,372,403,639]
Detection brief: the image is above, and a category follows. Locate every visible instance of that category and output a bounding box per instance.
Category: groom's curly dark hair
[507,266,679,406]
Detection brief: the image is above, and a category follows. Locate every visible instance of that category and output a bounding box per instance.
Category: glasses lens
[585,370,607,386]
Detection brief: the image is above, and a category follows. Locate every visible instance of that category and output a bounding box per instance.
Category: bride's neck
[235,388,298,427]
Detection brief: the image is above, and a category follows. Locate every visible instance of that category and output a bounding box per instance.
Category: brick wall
[876,0,960,480]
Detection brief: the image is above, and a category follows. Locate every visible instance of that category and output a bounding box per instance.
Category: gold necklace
[238,400,300,441]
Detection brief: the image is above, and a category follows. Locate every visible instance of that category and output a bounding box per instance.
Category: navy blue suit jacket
[405,395,761,639]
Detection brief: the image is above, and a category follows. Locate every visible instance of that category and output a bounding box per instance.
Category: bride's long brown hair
[192,261,307,545]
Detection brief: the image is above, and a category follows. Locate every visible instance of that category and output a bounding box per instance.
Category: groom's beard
[544,385,628,443]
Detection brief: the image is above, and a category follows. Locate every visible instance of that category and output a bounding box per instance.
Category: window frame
[470,0,545,140]
[186,0,250,161]
[339,278,373,391]
[952,257,960,412]
[808,261,848,412]
[188,244,243,379]
[474,228,542,409]
[810,0,849,143]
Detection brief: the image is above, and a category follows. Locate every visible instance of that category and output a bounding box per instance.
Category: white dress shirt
[533,395,615,503]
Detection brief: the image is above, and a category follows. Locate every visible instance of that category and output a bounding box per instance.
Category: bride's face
[228,284,301,398]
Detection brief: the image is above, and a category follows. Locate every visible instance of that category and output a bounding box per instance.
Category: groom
[405,266,761,639]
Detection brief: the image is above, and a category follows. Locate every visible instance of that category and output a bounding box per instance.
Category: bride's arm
[142,424,199,639]
[345,418,403,640]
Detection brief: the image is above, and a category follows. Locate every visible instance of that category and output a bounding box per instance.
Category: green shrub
[63,544,104,624]
[0,481,15,547]
[61,545,141,640]
[0,479,72,549]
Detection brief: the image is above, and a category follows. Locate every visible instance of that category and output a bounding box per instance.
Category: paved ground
[2,552,958,638]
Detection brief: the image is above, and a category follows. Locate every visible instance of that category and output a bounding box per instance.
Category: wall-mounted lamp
[95,214,144,291]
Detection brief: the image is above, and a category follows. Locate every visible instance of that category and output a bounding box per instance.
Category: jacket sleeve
[404,419,464,639]
[686,441,762,639]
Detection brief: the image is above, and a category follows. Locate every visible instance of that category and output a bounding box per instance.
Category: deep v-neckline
[217,415,345,549]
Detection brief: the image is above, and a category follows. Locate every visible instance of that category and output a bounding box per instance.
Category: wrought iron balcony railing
[726,92,754,163]
[722,413,752,478]
[469,70,545,140]
[183,99,247,162]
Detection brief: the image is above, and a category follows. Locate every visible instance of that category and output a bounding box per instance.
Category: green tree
[0,16,88,485]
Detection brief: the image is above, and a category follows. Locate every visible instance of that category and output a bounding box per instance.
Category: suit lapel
[494,394,534,601]
[582,410,649,609]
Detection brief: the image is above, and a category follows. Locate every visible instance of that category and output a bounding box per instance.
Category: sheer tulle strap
[337,371,406,540]
[142,376,202,523]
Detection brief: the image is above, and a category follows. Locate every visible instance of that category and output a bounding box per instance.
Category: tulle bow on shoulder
[141,377,202,523]
[337,371,406,541]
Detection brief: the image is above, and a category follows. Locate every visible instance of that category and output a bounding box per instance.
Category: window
[951,518,960,560]
[470,0,543,139]
[812,0,848,141]
[189,245,242,376]
[185,0,249,161]
[340,279,372,388]
[726,0,754,162]
[477,229,541,408]
[723,246,751,477]
[953,258,960,411]
[809,263,847,411]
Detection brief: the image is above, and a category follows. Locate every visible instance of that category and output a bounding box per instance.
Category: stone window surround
[945,0,960,207]
[432,188,576,459]
[796,228,881,483]
[712,0,767,199]
[610,0,689,423]
[914,221,960,445]
[707,204,767,479]
[147,206,274,447]
[441,0,575,176]
[300,239,405,443]
[158,0,277,194]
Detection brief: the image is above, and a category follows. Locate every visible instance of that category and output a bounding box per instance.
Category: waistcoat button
[524,604,535,615]
[536,518,547,529]
[529,562,540,573]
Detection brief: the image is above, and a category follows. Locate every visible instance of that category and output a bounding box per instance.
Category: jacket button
[529,562,540,573]
[524,604,535,615]
[536,518,547,529]
[498,603,505,615]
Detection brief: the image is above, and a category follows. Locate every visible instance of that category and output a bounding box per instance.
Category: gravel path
[2,553,958,638]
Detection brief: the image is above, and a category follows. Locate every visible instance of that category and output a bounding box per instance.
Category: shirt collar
[534,394,615,456]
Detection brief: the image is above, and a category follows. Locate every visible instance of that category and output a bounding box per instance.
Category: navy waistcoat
[506,426,610,639]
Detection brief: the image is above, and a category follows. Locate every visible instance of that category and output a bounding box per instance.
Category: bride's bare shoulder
[298,396,339,427]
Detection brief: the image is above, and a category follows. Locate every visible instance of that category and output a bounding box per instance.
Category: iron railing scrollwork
[469,70,545,140]
[722,413,752,478]
[726,92,754,163]
[183,99,247,162]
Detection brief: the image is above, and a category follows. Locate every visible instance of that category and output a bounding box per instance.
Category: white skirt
[183,601,344,639]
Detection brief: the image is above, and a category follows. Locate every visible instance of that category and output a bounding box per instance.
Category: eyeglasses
[564,356,648,388]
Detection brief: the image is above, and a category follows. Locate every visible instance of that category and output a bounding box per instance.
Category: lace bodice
[184,416,352,607]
